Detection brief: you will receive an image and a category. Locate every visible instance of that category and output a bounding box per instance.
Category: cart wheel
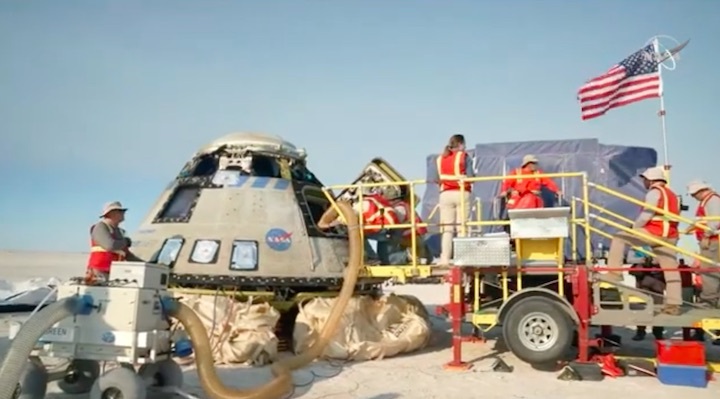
[90,367,146,399]
[502,297,573,365]
[138,359,183,388]
[58,359,100,394]
[15,357,48,399]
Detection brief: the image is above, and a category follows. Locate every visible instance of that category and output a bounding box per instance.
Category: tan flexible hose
[171,201,361,399]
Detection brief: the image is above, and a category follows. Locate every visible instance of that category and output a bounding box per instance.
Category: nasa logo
[265,228,292,251]
[101,331,116,344]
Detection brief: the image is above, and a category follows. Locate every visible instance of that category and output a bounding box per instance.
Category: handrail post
[358,189,366,262]
[571,198,578,263]
[475,197,482,235]
[409,182,418,271]
[581,173,592,266]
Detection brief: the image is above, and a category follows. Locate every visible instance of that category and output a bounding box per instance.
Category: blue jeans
[365,230,407,265]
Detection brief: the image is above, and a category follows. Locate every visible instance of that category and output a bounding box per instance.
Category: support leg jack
[443,361,473,371]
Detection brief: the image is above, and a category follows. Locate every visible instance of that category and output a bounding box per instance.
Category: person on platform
[687,180,720,308]
[352,190,401,265]
[686,180,720,346]
[435,134,474,265]
[86,201,143,282]
[389,186,430,263]
[499,155,561,210]
[606,167,682,315]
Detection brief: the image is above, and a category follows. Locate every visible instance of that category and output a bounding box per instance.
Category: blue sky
[1,1,719,252]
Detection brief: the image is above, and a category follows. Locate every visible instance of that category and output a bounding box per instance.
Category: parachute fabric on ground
[293,293,431,361]
[170,294,280,365]
[0,278,61,312]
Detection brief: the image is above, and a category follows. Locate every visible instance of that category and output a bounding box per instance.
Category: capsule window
[155,186,202,222]
[151,237,185,267]
[230,240,259,271]
[188,239,221,264]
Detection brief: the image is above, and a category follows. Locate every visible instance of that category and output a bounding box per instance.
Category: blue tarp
[421,139,657,260]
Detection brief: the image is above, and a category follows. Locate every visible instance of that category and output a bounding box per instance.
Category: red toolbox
[656,339,706,366]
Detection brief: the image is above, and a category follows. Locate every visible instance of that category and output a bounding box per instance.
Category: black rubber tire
[15,358,48,399]
[502,296,573,365]
[138,359,184,388]
[58,359,100,394]
[90,367,146,399]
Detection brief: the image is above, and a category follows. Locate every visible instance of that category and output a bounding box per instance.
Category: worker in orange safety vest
[353,191,400,264]
[435,134,474,265]
[389,186,430,262]
[499,154,560,210]
[606,167,682,315]
[87,201,143,282]
[686,180,720,308]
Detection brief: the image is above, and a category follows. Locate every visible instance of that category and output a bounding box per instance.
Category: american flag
[578,44,661,121]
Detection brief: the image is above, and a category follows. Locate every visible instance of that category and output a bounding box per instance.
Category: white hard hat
[522,155,539,166]
[687,179,711,195]
[100,201,127,217]
[639,166,666,182]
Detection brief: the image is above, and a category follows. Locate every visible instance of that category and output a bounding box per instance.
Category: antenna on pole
[645,35,690,184]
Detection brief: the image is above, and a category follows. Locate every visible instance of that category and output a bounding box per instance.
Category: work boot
[631,329,646,341]
[652,327,665,340]
[694,328,706,342]
[661,304,681,316]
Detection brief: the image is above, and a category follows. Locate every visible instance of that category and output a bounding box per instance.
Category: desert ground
[0,250,718,398]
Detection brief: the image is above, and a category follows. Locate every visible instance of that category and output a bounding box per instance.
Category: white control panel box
[109,261,170,290]
[34,282,172,364]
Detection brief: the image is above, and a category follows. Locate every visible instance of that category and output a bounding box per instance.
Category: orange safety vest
[436,151,472,193]
[693,192,720,242]
[359,194,400,235]
[508,168,543,189]
[393,200,428,237]
[642,184,679,239]
[504,168,545,209]
[694,273,702,288]
[87,222,127,273]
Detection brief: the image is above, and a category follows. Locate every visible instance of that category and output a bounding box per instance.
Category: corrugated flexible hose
[168,200,361,399]
[0,297,86,399]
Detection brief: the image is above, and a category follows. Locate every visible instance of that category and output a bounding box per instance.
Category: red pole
[444,266,472,370]
[572,266,593,362]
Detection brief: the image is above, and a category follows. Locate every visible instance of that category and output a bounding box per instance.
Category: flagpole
[653,36,671,183]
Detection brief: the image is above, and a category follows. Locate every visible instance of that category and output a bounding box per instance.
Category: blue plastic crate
[657,363,708,388]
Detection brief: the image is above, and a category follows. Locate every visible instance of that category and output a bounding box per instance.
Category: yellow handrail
[573,197,634,226]
[588,182,712,232]
[589,214,719,266]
